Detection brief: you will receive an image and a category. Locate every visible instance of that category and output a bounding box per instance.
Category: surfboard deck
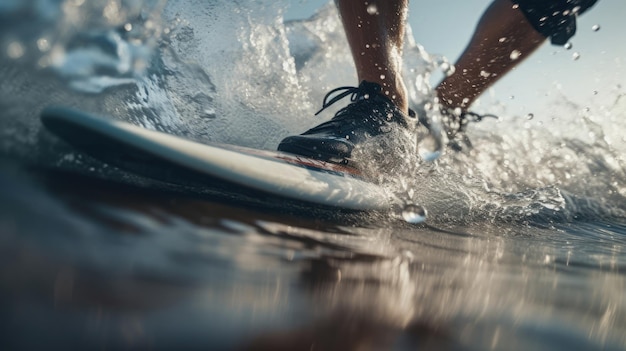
[40,107,392,211]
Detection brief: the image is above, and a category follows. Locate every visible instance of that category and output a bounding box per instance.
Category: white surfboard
[40,107,392,211]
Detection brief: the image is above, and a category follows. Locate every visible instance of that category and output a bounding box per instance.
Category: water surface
[1,1,625,350]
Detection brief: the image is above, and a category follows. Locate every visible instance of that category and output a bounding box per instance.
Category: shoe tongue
[358,81,382,95]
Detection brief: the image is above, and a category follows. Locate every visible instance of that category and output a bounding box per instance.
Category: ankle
[389,79,409,115]
[435,81,474,114]
[380,81,409,115]
[358,77,408,114]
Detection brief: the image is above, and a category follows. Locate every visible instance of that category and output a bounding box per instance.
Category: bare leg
[435,0,546,111]
[337,0,409,114]
[338,0,546,114]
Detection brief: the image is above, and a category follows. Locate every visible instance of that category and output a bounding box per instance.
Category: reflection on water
[1,165,625,350]
[1,0,626,350]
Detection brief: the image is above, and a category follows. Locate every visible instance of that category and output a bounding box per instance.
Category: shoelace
[460,111,498,124]
[314,84,497,135]
[440,108,499,134]
[314,85,371,116]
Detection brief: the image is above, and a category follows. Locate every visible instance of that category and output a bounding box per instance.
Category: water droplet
[402,204,427,224]
[480,70,491,78]
[419,148,441,162]
[439,62,455,76]
[7,41,25,59]
[564,42,573,50]
[418,127,443,161]
[593,90,598,95]
[498,37,507,43]
[36,38,50,52]
[526,113,534,120]
[592,24,600,32]
[366,4,378,15]
[124,23,133,31]
[380,74,386,80]
[509,50,521,60]
[572,52,580,61]
[379,125,392,133]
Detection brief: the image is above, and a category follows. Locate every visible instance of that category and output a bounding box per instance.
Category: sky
[285,0,625,117]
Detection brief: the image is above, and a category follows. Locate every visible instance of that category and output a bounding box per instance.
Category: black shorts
[512,0,598,45]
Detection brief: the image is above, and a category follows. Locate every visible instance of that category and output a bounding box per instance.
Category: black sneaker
[278,81,416,165]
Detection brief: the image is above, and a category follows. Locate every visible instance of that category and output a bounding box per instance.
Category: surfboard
[40,107,392,211]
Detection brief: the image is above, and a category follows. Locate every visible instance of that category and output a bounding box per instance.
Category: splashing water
[1,0,625,224]
[1,4,626,351]
[0,0,164,87]
[401,204,428,224]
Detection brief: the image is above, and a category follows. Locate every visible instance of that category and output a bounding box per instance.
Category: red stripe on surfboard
[276,154,361,176]
[214,143,361,176]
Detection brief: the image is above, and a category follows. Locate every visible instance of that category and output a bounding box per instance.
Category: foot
[278,81,416,165]
[417,103,498,151]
